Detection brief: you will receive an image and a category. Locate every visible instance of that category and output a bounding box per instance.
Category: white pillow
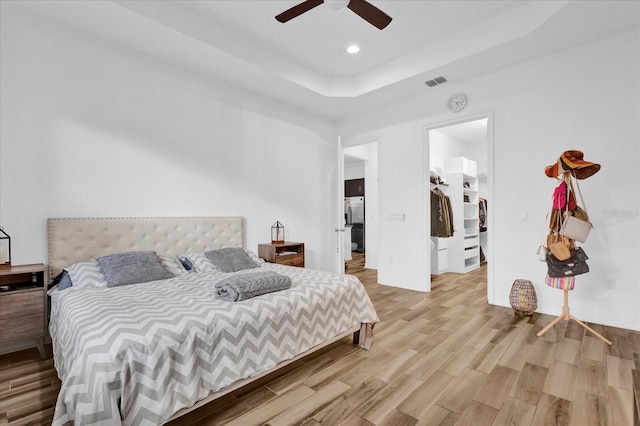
[180,249,262,272]
[65,260,108,289]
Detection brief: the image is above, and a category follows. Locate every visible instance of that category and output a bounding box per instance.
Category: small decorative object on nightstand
[271,221,285,244]
[0,227,11,269]
[258,242,305,268]
[0,264,48,359]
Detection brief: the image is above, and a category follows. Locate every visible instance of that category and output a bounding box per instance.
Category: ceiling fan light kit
[276,0,392,30]
[326,0,350,12]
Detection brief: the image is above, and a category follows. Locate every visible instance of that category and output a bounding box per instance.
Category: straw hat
[544,150,600,180]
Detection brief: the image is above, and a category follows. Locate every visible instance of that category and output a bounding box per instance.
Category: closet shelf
[443,156,480,274]
[462,173,476,181]
[430,183,449,189]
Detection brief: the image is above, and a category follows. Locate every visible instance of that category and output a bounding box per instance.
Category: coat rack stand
[536,288,612,345]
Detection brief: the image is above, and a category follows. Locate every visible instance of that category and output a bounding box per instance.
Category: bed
[47,217,378,425]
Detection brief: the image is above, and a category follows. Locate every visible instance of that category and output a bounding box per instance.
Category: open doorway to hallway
[343,142,378,271]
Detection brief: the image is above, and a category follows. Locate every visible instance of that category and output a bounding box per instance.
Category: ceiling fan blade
[276,0,324,23]
[347,0,392,29]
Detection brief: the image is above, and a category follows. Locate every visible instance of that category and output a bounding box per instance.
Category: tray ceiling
[9,0,640,119]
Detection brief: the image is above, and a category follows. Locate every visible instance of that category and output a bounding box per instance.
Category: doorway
[425,114,493,300]
[342,142,378,271]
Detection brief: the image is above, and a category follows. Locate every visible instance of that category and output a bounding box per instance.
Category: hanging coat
[431,188,454,238]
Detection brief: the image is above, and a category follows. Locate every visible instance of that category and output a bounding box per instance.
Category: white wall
[344,159,365,180]
[338,30,640,330]
[0,6,337,271]
[466,144,489,178]
[428,130,466,175]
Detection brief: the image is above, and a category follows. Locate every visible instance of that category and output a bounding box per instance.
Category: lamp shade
[0,227,11,269]
[271,221,285,244]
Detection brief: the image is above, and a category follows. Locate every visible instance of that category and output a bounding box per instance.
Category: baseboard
[492,298,640,332]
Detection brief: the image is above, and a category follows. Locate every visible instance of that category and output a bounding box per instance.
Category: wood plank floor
[1,254,638,425]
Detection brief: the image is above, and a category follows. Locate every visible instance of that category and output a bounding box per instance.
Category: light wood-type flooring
[1,254,639,425]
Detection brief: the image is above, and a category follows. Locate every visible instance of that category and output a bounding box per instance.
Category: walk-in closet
[428,118,488,276]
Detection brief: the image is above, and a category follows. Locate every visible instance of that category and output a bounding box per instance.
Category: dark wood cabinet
[345,178,365,197]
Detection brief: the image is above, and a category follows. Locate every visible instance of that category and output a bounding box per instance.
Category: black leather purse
[546,247,589,277]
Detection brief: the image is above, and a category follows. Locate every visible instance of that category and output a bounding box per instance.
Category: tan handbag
[573,205,589,222]
[546,193,573,261]
[547,234,571,261]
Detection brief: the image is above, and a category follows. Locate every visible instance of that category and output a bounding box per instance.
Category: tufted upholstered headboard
[48,217,245,281]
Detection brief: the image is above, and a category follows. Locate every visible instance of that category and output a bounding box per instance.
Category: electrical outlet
[605,279,615,289]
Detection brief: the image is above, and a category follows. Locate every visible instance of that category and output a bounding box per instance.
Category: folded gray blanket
[215,271,292,302]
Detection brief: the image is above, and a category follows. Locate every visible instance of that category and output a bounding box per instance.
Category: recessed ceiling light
[347,45,360,54]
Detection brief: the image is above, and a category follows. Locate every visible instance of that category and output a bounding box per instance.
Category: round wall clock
[447,93,467,113]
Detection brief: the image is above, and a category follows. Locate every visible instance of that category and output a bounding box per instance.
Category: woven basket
[509,279,537,316]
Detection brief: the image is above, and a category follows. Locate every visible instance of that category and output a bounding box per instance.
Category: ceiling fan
[275,0,392,30]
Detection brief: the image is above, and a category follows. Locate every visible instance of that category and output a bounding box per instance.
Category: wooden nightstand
[258,242,305,268]
[0,264,47,359]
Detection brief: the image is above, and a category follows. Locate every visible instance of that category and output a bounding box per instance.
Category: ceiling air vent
[425,76,448,87]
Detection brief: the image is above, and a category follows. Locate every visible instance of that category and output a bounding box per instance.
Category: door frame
[423,111,495,302]
[335,136,346,273]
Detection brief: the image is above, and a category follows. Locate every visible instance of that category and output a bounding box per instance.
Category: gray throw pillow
[97,251,172,287]
[204,247,258,273]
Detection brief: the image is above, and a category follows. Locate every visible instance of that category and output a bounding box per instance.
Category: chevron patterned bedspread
[49,264,378,425]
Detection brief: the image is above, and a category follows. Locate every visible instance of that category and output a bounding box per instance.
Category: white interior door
[334,137,346,273]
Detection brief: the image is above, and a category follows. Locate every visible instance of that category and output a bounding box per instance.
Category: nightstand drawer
[277,253,304,267]
[0,288,44,319]
[0,312,44,343]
